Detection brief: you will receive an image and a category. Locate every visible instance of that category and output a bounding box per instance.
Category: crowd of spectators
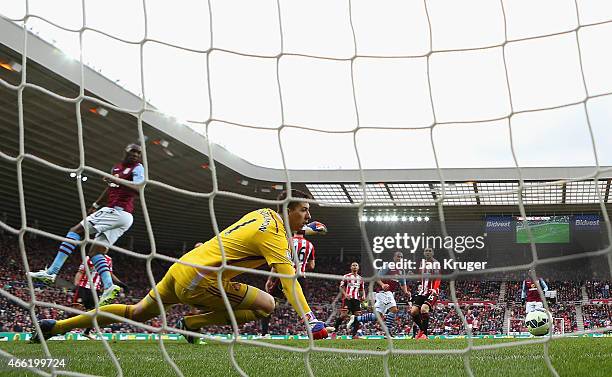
[437,281,502,302]
[582,304,612,330]
[506,280,583,303]
[585,280,611,300]
[0,234,609,336]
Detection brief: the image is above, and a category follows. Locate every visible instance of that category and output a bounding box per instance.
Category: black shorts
[270,277,307,299]
[343,298,361,314]
[413,292,438,309]
[73,286,97,310]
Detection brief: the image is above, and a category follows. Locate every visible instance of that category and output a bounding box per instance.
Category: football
[525,310,551,336]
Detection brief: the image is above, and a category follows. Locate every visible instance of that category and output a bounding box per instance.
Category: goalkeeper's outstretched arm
[274,263,328,339]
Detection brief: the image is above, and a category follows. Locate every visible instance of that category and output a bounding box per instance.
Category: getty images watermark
[371,233,488,272]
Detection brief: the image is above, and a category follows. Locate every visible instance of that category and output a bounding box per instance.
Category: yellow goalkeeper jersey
[169,208,293,288]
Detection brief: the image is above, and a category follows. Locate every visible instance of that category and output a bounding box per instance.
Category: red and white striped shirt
[419,258,441,296]
[292,235,315,273]
[76,255,113,290]
[340,272,364,300]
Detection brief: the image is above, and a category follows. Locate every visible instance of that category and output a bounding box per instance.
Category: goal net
[1,1,612,376]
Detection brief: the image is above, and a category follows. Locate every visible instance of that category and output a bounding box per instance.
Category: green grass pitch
[516,222,570,244]
[1,337,611,376]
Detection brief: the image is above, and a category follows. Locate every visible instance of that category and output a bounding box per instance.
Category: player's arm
[308,258,315,271]
[539,279,548,292]
[360,280,366,301]
[274,263,326,338]
[265,267,277,293]
[339,278,347,298]
[299,221,327,236]
[376,268,390,290]
[258,223,326,338]
[400,275,410,296]
[308,243,315,271]
[105,164,145,192]
[73,270,83,286]
[89,187,108,213]
[521,280,526,303]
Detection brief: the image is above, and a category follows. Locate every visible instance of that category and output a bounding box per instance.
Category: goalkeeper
[31,189,329,341]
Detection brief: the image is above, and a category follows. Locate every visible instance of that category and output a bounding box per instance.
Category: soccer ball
[525,310,551,336]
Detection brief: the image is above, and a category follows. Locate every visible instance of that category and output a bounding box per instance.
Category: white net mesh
[1,1,612,376]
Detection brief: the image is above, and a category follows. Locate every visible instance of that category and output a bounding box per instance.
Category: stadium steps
[581,286,589,302]
[498,282,507,303]
[575,305,585,332]
[503,305,511,334]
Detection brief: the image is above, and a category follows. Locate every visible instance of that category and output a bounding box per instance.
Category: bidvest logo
[573,215,600,230]
[484,216,513,232]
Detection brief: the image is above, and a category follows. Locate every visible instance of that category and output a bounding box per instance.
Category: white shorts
[374,291,396,315]
[81,207,133,246]
[526,301,544,313]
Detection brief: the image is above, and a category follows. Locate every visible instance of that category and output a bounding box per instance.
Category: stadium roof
[3,3,612,173]
[2,16,612,252]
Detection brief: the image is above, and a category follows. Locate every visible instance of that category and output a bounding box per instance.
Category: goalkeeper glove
[309,320,328,339]
[302,221,327,236]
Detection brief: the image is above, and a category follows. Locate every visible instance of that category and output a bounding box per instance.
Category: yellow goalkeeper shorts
[147,270,259,312]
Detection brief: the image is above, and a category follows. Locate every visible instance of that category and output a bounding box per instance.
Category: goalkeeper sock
[357,312,376,322]
[421,312,430,335]
[91,254,113,290]
[385,312,396,333]
[48,231,81,274]
[52,304,134,335]
[185,310,268,329]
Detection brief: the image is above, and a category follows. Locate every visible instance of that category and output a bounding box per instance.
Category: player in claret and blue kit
[28,144,144,305]
[522,277,548,313]
[347,251,410,337]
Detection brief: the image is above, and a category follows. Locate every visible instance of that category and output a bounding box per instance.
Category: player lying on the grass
[329,262,365,337]
[410,247,441,340]
[347,252,409,336]
[522,277,548,313]
[30,189,329,342]
[28,144,143,306]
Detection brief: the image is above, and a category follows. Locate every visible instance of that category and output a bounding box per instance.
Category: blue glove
[309,321,328,339]
[302,221,327,236]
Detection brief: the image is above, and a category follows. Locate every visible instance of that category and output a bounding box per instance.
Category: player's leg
[90,210,133,305]
[349,296,382,330]
[78,286,97,338]
[419,302,433,338]
[260,280,284,335]
[31,270,179,342]
[181,281,275,330]
[333,301,348,330]
[385,306,399,334]
[410,297,423,332]
[28,222,85,284]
